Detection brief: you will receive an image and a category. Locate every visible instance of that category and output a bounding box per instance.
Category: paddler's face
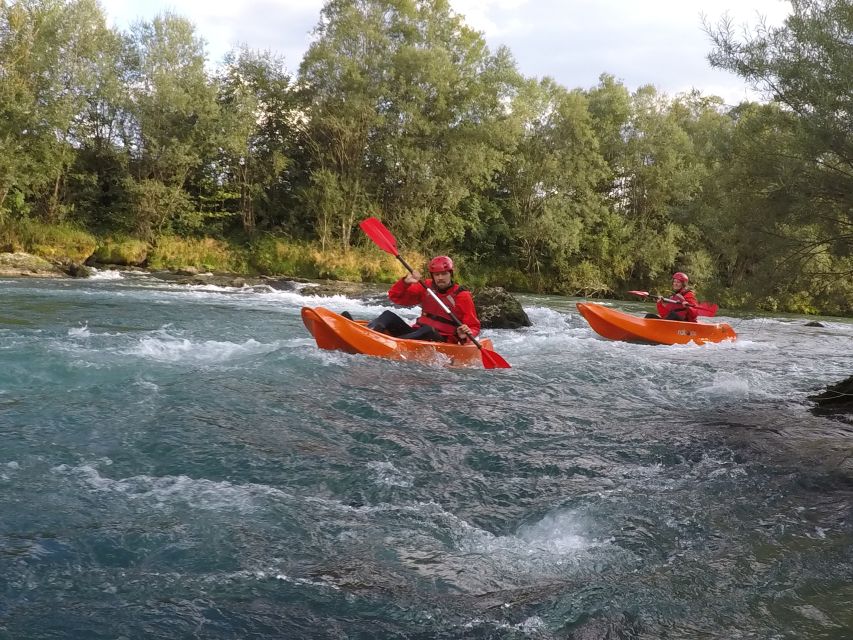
[672,279,683,290]
[431,270,452,290]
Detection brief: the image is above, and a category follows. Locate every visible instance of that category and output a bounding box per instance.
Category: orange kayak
[576,302,736,345]
[301,306,494,366]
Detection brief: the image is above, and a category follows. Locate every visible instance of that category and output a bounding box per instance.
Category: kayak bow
[576,302,736,345]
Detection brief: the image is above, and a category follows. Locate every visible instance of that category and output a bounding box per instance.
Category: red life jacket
[387,278,481,343]
[416,283,468,339]
[657,288,699,322]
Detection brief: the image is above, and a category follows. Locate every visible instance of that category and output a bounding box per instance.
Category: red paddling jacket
[388,278,481,343]
[657,289,699,322]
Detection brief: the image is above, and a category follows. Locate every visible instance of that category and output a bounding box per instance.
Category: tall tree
[493,78,609,291]
[706,0,853,309]
[123,12,219,238]
[0,0,115,221]
[217,47,296,234]
[298,0,519,251]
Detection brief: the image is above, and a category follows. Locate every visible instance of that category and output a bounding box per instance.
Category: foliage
[493,79,609,281]
[249,236,322,278]
[705,0,853,287]
[298,0,520,250]
[216,47,297,234]
[249,235,419,281]
[0,219,96,262]
[147,235,249,273]
[0,0,850,315]
[91,236,149,266]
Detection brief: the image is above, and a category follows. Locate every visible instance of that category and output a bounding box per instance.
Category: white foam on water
[87,268,125,280]
[194,570,343,591]
[134,379,160,393]
[272,573,342,591]
[391,501,595,561]
[127,335,283,363]
[51,463,294,514]
[0,460,19,481]
[67,323,90,338]
[366,461,413,488]
[514,510,591,554]
[309,499,597,574]
[699,336,769,351]
[299,344,362,367]
[463,616,548,635]
[525,306,576,330]
[696,372,753,400]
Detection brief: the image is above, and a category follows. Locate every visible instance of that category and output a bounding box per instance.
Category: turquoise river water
[1,271,851,639]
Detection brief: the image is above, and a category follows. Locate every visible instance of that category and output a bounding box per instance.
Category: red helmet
[672,272,689,283]
[428,255,454,273]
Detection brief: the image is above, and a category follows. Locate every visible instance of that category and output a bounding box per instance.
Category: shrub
[91,236,149,266]
[148,235,249,273]
[0,220,97,262]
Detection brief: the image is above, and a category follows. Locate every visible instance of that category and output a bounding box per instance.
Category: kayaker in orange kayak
[366,255,481,344]
[646,272,700,322]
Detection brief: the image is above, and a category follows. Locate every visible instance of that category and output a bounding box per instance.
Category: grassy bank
[0,221,418,284]
[1,220,847,316]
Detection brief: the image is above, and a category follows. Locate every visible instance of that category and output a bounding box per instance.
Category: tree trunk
[240,163,255,233]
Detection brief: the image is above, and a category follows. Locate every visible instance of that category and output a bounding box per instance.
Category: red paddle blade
[480,347,511,369]
[695,303,718,317]
[359,217,399,256]
[628,290,650,297]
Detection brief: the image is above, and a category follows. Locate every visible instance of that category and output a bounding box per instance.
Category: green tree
[705,0,853,309]
[0,0,116,221]
[493,78,609,291]
[298,0,519,251]
[217,47,296,234]
[123,12,219,238]
[585,80,708,289]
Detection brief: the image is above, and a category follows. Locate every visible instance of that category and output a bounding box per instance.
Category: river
[1,272,851,639]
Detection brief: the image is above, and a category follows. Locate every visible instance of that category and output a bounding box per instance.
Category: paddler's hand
[456,324,472,342]
[404,270,422,284]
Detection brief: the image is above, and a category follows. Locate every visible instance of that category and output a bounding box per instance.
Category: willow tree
[298,0,519,251]
[705,0,853,313]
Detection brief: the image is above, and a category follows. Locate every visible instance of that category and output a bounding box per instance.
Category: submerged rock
[308,281,376,298]
[563,611,644,639]
[809,374,853,416]
[59,261,92,278]
[804,321,827,327]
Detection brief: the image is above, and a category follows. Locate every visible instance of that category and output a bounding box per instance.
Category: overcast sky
[104,0,791,104]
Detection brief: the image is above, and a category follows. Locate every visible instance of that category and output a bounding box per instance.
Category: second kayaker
[645,272,700,322]
[365,255,481,343]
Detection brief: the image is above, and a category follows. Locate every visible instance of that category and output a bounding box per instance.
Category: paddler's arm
[388,271,425,305]
[455,291,481,341]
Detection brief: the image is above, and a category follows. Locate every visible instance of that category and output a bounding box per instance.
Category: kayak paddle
[359,217,511,369]
[627,290,718,317]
